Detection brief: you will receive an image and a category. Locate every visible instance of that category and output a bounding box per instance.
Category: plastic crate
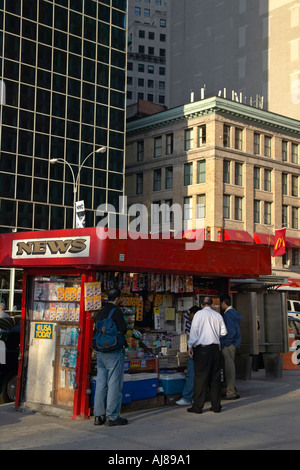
[159,372,186,395]
[131,373,158,400]
[89,374,133,406]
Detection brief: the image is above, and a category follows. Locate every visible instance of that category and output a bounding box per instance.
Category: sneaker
[94,416,106,426]
[176,398,192,406]
[105,416,128,426]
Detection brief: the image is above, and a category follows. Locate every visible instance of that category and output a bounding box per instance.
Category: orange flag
[272,228,286,257]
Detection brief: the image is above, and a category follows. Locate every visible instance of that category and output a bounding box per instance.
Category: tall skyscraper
[0,0,127,234]
[127,0,168,107]
[168,0,300,120]
[0,0,127,310]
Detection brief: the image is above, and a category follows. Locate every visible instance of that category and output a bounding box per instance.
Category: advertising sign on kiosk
[0,227,271,419]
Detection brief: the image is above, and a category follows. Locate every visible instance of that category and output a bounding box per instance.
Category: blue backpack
[92,307,125,352]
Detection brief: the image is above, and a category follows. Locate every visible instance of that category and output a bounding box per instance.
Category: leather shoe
[94,416,105,425]
[187,405,202,414]
[210,406,222,413]
[224,394,240,400]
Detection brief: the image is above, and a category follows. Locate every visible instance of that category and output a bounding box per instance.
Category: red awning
[286,237,300,248]
[253,232,275,245]
[288,278,300,287]
[223,229,254,243]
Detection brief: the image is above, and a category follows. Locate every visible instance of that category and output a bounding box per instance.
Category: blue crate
[89,374,133,406]
[159,373,186,395]
[131,373,158,400]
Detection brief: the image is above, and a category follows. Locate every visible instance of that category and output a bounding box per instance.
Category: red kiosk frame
[0,227,271,419]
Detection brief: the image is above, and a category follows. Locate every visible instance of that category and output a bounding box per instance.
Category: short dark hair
[108,288,120,302]
[189,305,199,314]
[201,296,213,306]
[220,294,231,306]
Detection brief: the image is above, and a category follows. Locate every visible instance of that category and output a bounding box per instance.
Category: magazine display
[32,277,81,323]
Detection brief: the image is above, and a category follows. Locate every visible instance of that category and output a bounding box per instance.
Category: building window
[264,169,271,191]
[184,196,192,220]
[136,172,143,194]
[137,140,144,161]
[292,143,298,164]
[148,65,154,74]
[235,127,243,150]
[152,202,160,226]
[184,162,193,185]
[197,160,206,184]
[254,200,260,223]
[235,196,243,221]
[144,9,150,17]
[166,133,173,155]
[292,175,298,196]
[292,249,299,266]
[282,140,288,161]
[235,162,243,186]
[282,205,288,227]
[223,125,231,147]
[184,129,193,151]
[223,160,230,184]
[254,166,260,189]
[135,7,141,16]
[165,166,173,189]
[154,136,162,158]
[282,173,288,195]
[223,195,230,219]
[164,199,173,223]
[264,135,271,157]
[197,194,206,218]
[153,169,161,191]
[197,125,206,147]
[292,207,298,229]
[264,201,272,225]
[254,133,260,155]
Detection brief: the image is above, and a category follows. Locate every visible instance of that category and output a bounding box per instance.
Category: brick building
[126,95,300,278]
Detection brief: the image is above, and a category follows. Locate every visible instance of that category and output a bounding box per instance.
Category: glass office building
[0,0,127,310]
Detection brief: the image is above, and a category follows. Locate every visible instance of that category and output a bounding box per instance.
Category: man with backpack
[93,288,128,426]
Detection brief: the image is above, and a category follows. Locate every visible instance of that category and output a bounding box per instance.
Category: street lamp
[50,146,106,228]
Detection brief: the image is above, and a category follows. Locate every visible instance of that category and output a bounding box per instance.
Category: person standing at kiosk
[220,294,242,400]
[93,289,128,426]
[187,296,227,414]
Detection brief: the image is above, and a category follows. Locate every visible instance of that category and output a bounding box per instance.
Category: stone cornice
[127,96,300,136]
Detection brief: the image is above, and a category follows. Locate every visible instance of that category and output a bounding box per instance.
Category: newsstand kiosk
[0,227,271,419]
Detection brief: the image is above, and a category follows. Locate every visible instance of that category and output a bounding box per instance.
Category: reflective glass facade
[0,0,127,232]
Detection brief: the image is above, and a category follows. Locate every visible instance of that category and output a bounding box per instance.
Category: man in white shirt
[187,296,227,414]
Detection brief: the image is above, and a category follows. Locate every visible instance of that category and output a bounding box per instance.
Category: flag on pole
[272,228,286,257]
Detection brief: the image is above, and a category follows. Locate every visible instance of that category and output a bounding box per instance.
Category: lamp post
[50,146,106,229]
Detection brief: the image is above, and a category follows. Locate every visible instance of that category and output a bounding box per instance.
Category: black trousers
[193,344,222,412]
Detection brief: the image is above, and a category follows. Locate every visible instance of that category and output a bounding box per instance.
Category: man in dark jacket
[220,294,242,400]
[93,289,128,426]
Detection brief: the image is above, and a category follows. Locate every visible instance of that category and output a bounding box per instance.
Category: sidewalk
[0,370,300,451]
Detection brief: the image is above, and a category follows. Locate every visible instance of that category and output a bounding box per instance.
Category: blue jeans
[182,357,194,402]
[94,348,125,420]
